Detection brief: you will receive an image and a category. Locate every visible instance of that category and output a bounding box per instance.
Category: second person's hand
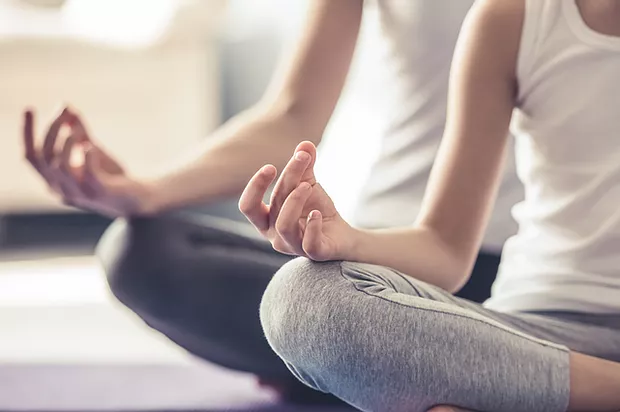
[239,141,357,261]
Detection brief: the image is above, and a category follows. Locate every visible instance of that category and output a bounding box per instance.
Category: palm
[64,146,144,217]
[72,164,143,217]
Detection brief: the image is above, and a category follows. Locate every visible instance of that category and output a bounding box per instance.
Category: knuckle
[275,220,293,237]
[48,165,63,179]
[272,239,292,255]
[281,175,298,190]
[79,182,99,199]
[47,186,62,197]
[238,199,250,214]
[302,241,318,257]
[294,189,309,201]
[59,162,72,174]
[42,152,54,163]
[289,189,302,200]
[62,198,76,207]
[237,197,244,209]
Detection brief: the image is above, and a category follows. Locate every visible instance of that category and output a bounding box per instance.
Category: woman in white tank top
[21,1,521,406]
[245,0,620,410]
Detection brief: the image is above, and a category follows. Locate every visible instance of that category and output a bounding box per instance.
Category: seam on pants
[337,262,569,352]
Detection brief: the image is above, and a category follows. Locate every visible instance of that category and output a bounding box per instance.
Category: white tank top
[349,0,523,252]
[485,0,620,313]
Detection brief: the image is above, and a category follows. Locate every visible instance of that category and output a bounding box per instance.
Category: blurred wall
[202,0,299,220]
[218,32,282,122]
[0,0,225,214]
[213,0,383,222]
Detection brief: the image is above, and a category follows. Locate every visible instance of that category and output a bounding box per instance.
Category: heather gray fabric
[96,214,501,380]
[261,258,620,412]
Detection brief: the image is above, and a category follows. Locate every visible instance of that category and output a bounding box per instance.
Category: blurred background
[0,0,385,410]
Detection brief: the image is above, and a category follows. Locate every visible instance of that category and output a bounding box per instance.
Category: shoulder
[465,0,525,45]
[458,0,526,78]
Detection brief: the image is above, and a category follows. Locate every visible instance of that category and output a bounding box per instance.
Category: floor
[0,254,191,365]
[0,213,349,411]
[0,251,281,410]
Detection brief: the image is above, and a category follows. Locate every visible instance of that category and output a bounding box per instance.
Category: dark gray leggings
[95,213,501,380]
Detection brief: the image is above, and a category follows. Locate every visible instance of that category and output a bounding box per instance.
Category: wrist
[337,225,369,262]
[134,178,164,216]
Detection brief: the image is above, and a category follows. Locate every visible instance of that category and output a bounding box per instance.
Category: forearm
[143,104,317,214]
[137,0,363,215]
[342,0,523,292]
[344,226,470,293]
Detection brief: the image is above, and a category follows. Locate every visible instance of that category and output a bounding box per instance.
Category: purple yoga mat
[0,363,352,412]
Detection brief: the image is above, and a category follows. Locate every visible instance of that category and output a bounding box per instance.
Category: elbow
[444,239,482,294]
[419,226,475,294]
[439,246,476,294]
[444,269,472,295]
[433,257,471,294]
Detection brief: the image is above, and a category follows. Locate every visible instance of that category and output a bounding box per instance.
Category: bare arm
[145,0,363,213]
[344,0,524,291]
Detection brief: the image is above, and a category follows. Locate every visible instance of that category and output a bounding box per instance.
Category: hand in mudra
[239,141,355,261]
[23,107,152,217]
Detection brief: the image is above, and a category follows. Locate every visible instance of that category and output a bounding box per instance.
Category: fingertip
[308,210,321,220]
[295,141,317,157]
[296,140,316,150]
[294,150,311,162]
[262,164,277,176]
[56,105,70,119]
[24,111,34,129]
[63,103,77,115]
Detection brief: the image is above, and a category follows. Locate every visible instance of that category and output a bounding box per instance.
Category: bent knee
[96,217,175,311]
[260,258,341,356]
[259,257,365,379]
[260,258,425,358]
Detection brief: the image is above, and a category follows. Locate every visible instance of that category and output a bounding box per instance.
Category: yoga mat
[0,363,352,412]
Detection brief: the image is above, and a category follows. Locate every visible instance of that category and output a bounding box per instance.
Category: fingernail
[299,182,311,191]
[295,151,310,162]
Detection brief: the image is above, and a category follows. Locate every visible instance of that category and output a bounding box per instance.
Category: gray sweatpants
[260,258,620,412]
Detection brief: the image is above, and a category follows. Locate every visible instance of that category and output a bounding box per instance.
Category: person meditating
[240,0,620,410]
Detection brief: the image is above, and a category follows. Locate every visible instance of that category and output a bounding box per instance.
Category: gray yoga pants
[96,213,500,380]
[260,258,620,412]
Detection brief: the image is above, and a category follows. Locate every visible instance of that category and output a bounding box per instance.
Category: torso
[485,0,620,313]
[350,0,523,253]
